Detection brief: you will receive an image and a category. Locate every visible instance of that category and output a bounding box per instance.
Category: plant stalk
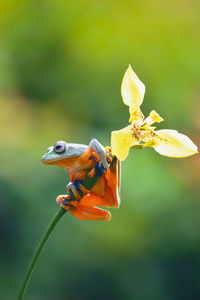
[17,207,66,300]
[17,164,104,299]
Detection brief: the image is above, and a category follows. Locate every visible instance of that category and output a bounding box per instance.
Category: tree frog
[42,139,120,221]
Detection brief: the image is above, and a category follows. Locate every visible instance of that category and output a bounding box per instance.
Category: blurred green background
[0,0,200,299]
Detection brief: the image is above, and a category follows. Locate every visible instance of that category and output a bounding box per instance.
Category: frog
[42,138,120,221]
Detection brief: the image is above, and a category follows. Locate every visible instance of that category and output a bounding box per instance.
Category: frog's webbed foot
[56,195,78,211]
[70,194,111,221]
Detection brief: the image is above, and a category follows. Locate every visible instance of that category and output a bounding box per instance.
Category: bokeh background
[0,0,200,299]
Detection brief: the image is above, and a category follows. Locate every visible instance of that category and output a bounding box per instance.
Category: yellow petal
[111,125,134,161]
[143,138,159,148]
[121,65,145,109]
[145,110,164,125]
[154,129,198,157]
[129,106,144,122]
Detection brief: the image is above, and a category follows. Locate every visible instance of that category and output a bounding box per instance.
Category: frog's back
[66,143,88,158]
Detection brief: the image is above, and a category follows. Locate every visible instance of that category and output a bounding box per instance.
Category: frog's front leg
[88,140,108,179]
[89,138,108,169]
[64,146,107,200]
[67,179,91,198]
[56,179,90,210]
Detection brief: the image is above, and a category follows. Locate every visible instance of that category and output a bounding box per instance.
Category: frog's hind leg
[105,157,121,208]
[70,206,111,221]
[69,194,111,221]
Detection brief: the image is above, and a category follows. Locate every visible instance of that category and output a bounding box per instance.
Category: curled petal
[121,65,145,109]
[154,129,198,157]
[145,110,164,125]
[111,125,135,161]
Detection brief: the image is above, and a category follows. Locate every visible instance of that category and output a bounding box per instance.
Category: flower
[111,65,198,161]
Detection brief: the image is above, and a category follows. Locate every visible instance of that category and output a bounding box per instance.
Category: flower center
[131,122,156,143]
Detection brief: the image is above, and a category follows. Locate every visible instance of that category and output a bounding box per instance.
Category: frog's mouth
[42,154,80,169]
[42,155,63,164]
[42,155,65,164]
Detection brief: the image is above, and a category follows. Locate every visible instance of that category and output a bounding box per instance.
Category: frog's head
[42,141,87,168]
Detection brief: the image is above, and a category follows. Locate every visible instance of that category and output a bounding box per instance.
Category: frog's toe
[56,195,67,205]
[61,197,70,206]
[95,162,107,176]
[71,179,87,198]
[62,198,78,210]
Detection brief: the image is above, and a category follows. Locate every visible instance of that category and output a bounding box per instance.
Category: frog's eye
[54,141,66,154]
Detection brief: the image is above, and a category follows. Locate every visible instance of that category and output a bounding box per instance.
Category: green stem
[17,166,103,299]
[17,207,66,300]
